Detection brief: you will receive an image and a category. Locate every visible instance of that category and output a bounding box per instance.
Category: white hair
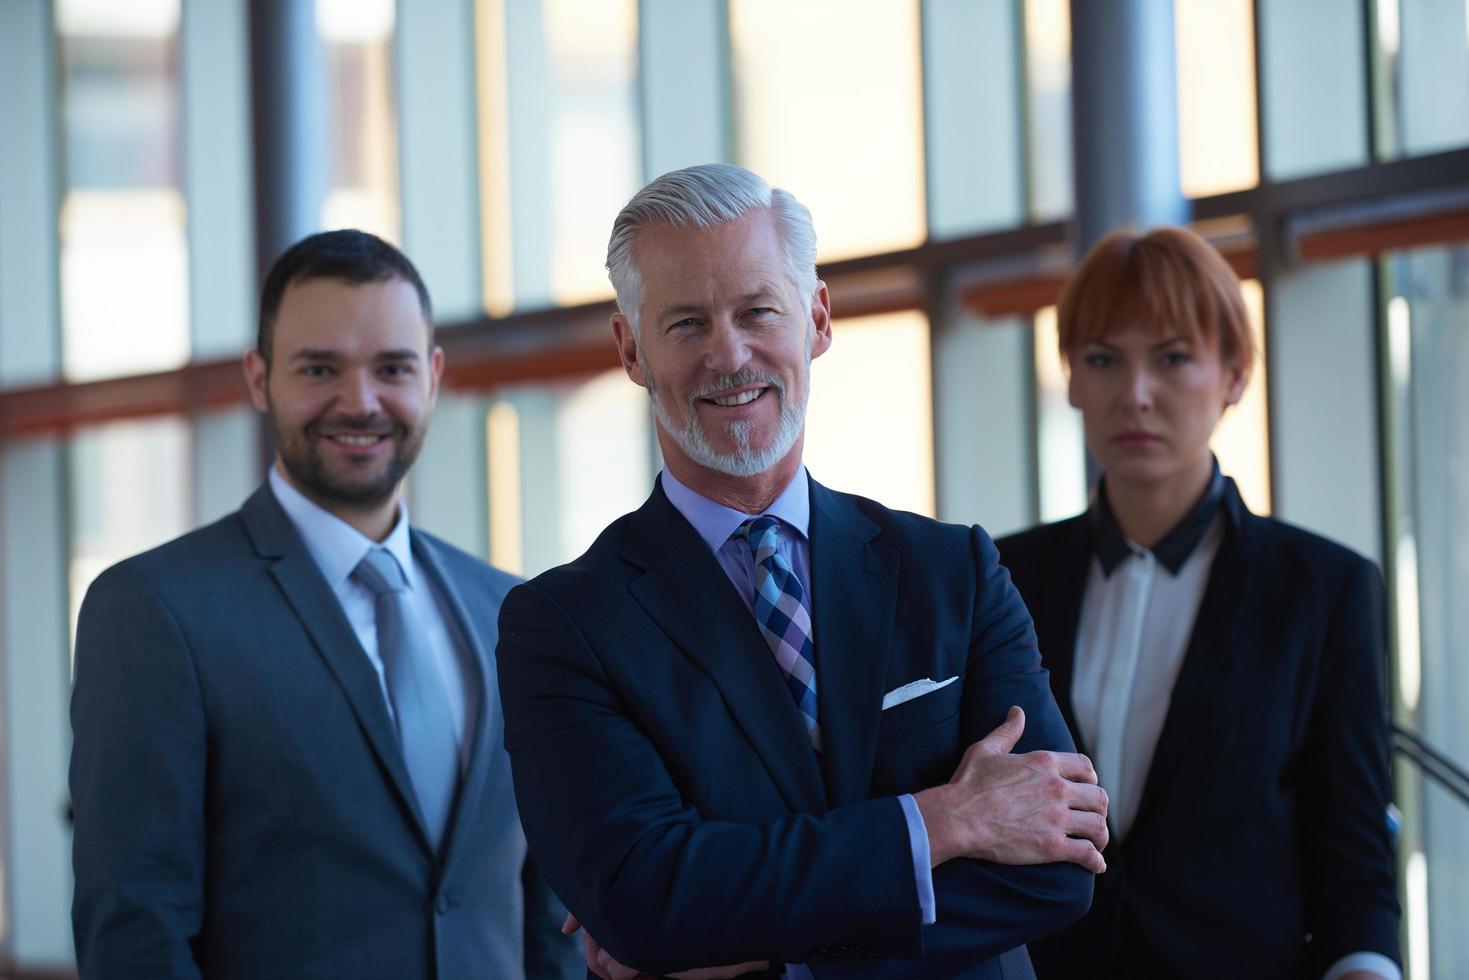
[605,163,819,332]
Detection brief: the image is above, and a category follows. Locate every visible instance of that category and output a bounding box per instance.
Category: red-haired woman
[997,227,1400,980]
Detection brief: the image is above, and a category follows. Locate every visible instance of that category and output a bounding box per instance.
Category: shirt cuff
[898,793,936,925]
[1322,951,1402,980]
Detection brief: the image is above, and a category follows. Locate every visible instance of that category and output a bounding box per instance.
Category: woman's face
[1067,323,1246,489]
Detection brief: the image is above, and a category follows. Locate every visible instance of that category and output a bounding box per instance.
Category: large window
[1376,0,1469,158]
[487,368,653,576]
[806,312,935,516]
[58,0,189,382]
[476,0,641,312]
[67,416,192,646]
[1174,0,1259,197]
[730,0,926,260]
[318,0,400,240]
[1383,242,1469,978]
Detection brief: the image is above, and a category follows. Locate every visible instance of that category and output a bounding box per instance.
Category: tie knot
[353,548,408,597]
[735,515,781,555]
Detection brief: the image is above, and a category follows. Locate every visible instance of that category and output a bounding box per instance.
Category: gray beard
[646,364,809,479]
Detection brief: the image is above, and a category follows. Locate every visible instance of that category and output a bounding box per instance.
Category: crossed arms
[496,529,1107,977]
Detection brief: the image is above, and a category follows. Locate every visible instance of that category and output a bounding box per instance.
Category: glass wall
[1024,0,1074,220]
[1383,242,1469,978]
[487,369,653,577]
[476,0,641,312]
[1376,0,1469,158]
[317,0,400,240]
[805,312,935,516]
[57,0,190,382]
[67,417,193,645]
[730,0,926,259]
[1173,0,1259,197]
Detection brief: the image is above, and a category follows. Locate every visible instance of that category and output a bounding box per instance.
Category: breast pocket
[871,677,964,796]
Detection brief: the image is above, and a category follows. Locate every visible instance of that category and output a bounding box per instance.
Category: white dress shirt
[1072,515,1221,840]
[268,467,479,772]
[1073,470,1399,980]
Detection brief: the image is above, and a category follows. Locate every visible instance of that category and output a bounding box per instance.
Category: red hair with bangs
[1057,226,1254,378]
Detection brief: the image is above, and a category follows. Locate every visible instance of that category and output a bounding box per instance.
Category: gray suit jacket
[70,482,580,980]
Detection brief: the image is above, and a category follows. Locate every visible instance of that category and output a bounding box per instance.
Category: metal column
[249,0,328,280]
[1069,0,1188,250]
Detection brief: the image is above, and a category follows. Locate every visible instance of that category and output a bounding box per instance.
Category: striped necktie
[353,548,459,850]
[735,516,820,751]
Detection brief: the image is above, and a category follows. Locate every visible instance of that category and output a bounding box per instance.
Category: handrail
[1392,723,1469,809]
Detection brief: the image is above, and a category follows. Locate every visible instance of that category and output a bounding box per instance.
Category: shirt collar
[1088,458,1226,577]
[660,464,811,554]
[267,466,414,589]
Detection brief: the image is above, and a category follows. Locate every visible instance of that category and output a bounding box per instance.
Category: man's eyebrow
[655,302,707,321]
[290,348,341,362]
[287,348,422,362]
[736,290,780,306]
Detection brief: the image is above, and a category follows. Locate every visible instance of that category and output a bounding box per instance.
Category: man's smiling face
[248,276,442,513]
[613,209,831,480]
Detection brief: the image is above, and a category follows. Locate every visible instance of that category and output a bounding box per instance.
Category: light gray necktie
[353,548,458,850]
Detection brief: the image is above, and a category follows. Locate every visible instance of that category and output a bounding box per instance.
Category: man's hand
[563,913,770,980]
[914,706,1109,873]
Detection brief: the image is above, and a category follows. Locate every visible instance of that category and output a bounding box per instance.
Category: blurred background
[0,0,1465,976]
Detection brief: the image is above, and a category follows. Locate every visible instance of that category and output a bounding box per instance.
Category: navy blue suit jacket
[70,483,580,980]
[997,480,1400,979]
[497,477,1092,979]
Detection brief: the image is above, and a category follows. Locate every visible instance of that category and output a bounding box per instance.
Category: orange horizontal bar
[1296,208,1469,261]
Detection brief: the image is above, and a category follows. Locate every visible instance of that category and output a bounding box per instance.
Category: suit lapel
[240,484,434,856]
[807,481,899,808]
[623,483,827,815]
[1129,498,1252,838]
[1027,518,1093,757]
[412,532,497,871]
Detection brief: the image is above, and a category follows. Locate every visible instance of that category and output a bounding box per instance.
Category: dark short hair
[1058,226,1254,378]
[256,229,433,365]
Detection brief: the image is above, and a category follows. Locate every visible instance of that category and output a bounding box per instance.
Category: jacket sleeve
[70,564,206,980]
[1299,556,1402,973]
[519,851,585,980]
[497,582,921,977]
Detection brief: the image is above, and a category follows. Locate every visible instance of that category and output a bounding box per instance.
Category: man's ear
[427,344,445,409]
[612,314,648,388]
[809,280,833,360]
[244,349,270,412]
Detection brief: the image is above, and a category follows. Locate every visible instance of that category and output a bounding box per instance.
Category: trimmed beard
[269,407,424,509]
[643,335,812,479]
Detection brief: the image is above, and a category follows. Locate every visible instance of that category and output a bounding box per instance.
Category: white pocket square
[881,675,959,711]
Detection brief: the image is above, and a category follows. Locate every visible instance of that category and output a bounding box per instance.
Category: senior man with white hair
[496,164,1105,980]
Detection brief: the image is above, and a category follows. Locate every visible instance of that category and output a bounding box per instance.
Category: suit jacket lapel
[1027,518,1093,757]
[412,532,497,871]
[240,484,434,856]
[623,482,827,815]
[807,481,899,808]
[1130,497,1252,838]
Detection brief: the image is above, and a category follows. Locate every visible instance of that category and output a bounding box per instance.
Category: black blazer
[497,476,1093,979]
[996,479,1400,980]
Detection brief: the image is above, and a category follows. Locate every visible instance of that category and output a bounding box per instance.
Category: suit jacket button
[435,892,451,915]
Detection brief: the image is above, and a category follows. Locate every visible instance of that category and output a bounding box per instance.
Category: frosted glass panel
[731,0,926,260]
[805,312,934,517]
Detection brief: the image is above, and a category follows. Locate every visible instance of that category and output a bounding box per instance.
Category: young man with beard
[496,165,1106,980]
[69,230,579,980]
